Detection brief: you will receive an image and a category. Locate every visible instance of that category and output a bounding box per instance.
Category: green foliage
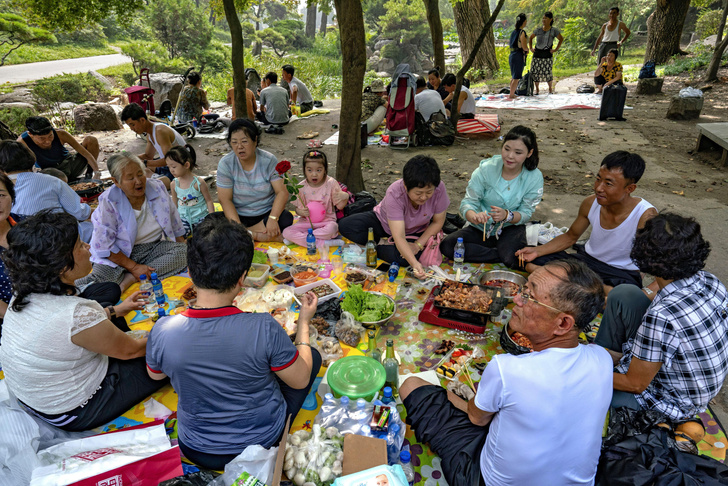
[362,0,387,31]
[312,30,341,58]
[54,23,107,47]
[379,0,432,55]
[662,43,728,76]
[1,42,114,65]
[255,19,312,57]
[149,0,213,60]
[553,17,591,69]
[696,8,724,40]
[0,105,36,135]
[21,0,145,31]
[32,72,111,132]
[97,62,138,86]
[99,13,151,42]
[0,12,56,66]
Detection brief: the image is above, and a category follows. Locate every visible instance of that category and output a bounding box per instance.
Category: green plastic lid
[327,356,386,401]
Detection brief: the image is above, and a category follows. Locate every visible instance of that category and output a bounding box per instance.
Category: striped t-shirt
[216,148,281,217]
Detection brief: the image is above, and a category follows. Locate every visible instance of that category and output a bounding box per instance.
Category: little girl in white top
[166,145,214,236]
[282,150,349,247]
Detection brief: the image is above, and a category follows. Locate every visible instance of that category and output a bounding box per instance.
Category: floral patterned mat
[2,243,724,483]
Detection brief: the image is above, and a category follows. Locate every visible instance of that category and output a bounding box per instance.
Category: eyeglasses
[517,287,565,314]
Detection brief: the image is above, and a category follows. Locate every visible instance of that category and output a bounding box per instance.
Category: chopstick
[519,253,524,269]
[462,366,477,394]
[482,223,487,242]
[292,293,303,306]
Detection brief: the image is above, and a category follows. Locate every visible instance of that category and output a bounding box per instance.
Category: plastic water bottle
[139,275,157,315]
[400,451,415,486]
[387,423,401,465]
[453,237,465,270]
[150,272,165,306]
[306,228,317,255]
[388,262,400,282]
[381,387,396,405]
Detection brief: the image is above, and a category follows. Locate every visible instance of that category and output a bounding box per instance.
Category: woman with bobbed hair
[0,210,166,431]
[75,153,187,292]
[441,125,543,269]
[509,13,529,98]
[597,213,728,420]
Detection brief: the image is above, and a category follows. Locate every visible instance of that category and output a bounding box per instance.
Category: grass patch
[97,63,138,88]
[3,43,116,65]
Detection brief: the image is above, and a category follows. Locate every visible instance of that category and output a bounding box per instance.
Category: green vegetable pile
[341,284,395,322]
[252,250,267,265]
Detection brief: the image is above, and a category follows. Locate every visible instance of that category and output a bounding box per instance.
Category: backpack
[639,60,657,79]
[414,111,455,146]
[516,72,534,96]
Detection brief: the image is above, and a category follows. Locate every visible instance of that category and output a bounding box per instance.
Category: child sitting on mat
[282,150,349,246]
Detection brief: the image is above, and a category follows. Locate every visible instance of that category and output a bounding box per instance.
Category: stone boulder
[366,46,373,58]
[422,59,434,72]
[149,73,183,106]
[377,57,396,75]
[0,88,36,107]
[87,70,114,89]
[666,95,704,120]
[0,102,36,111]
[636,78,664,95]
[0,120,17,140]
[401,55,422,74]
[246,69,261,99]
[374,39,394,51]
[73,103,124,132]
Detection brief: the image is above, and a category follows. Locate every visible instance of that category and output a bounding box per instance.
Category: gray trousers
[597,41,618,65]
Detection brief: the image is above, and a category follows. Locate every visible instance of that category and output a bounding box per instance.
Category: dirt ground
[91,66,728,420]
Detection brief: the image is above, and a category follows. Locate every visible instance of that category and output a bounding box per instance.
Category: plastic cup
[332,256,344,273]
[267,248,279,264]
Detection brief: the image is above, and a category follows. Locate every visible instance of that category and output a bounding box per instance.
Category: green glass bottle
[367,330,382,363]
[382,339,399,397]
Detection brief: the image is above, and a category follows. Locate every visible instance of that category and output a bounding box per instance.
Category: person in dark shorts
[401,260,612,486]
[508,13,528,98]
[17,116,100,182]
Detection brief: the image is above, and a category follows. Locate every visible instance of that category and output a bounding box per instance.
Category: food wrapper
[334,312,364,348]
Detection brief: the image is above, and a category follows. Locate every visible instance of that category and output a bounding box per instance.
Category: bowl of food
[69,178,104,198]
[262,285,295,308]
[341,284,397,328]
[500,321,533,355]
[291,265,319,287]
[479,270,527,299]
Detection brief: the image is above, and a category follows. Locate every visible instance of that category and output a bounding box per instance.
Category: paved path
[0,53,131,84]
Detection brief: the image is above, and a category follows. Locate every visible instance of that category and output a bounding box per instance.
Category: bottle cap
[151,272,158,279]
[368,330,375,338]
[139,274,147,280]
[308,228,313,234]
[400,451,411,463]
[357,398,367,408]
[362,425,371,435]
[324,393,334,401]
[457,237,463,243]
[383,386,392,397]
[157,309,165,317]
[391,423,400,433]
[340,396,350,406]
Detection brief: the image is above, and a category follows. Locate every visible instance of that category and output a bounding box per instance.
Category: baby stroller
[386,63,417,149]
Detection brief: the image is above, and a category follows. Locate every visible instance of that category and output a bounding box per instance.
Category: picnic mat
[457,114,501,136]
[1,245,725,483]
[475,93,633,111]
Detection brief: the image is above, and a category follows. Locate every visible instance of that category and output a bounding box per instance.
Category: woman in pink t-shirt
[339,155,449,278]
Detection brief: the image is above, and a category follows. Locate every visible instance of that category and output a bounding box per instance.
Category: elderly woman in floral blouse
[76,153,187,292]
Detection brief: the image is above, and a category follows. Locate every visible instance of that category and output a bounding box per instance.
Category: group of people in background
[509,6,630,98]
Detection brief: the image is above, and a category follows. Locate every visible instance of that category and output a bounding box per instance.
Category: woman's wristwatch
[268,215,278,221]
[107,305,117,320]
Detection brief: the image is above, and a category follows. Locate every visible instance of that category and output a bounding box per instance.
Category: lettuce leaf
[341,285,394,321]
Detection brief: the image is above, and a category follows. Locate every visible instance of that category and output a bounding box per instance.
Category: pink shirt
[294,176,340,223]
[374,179,449,235]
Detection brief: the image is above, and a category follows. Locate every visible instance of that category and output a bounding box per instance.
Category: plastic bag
[206,445,278,486]
[679,87,703,98]
[318,336,344,367]
[284,425,345,486]
[333,464,409,486]
[159,470,217,486]
[334,311,364,348]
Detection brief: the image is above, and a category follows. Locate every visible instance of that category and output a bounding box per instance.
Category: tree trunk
[253,0,263,57]
[222,0,248,120]
[333,0,366,192]
[644,0,691,64]
[716,0,727,47]
[704,2,728,82]
[320,10,328,35]
[306,4,318,38]
[423,0,445,72]
[453,0,499,75]
[451,0,505,129]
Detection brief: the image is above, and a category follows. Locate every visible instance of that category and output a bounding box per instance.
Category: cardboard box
[272,428,388,485]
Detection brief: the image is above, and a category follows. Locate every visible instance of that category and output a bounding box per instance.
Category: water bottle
[387,423,401,465]
[139,275,157,315]
[399,451,415,486]
[306,228,317,255]
[150,272,165,306]
[381,386,396,405]
[388,262,400,282]
[453,237,465,270]
[352,398,369,422]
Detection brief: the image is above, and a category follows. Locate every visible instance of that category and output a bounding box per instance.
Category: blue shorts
[509,51,526,80]
[154,166,174,181]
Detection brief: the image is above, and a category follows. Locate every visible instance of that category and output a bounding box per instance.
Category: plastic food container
[327,356,386,401]
[291,264,319,287]
[293,278,342,304]
[262,285,295,308]
[243,263,270,288]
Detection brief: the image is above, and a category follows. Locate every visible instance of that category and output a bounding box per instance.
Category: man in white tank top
[517,151,657,292]
[591,7,631,66]
[120,102,185,189]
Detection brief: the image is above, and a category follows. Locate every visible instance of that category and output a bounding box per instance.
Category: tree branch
[450,0,505,131]
[0,40,27,67]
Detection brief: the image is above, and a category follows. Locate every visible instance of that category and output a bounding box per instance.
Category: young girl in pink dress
[282,150,349,247]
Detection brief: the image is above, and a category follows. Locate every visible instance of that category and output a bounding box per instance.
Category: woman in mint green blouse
[440,126,543,269]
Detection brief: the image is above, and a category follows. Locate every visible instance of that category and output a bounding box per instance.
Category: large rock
[666,95,704,120]
[374,39,394,51]
[87,70,114,89]
[0,102,36,111]
[0,120,16,140]
[246,69,261,99]
[377,58,396,75]
[422,59,434,72]
[73,103,123,132]
[366,46,373,58]
[401,55,422,74]
[636,77,664,95]
[148,73,183,106]
[0,88,36,107]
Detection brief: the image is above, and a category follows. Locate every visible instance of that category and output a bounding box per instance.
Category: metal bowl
[356,291,397,329]
[69,178,104,198]
[499,321,533,355]
[479,270,527,299]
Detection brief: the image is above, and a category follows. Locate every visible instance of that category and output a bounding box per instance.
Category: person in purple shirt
[75,153,187,292]
[338,155,449,278]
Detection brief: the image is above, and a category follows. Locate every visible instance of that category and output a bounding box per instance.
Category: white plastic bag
[679,87,703,98]
[206,445,278,486]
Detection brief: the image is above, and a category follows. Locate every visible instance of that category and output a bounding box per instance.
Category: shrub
[0,106,37,136]
[32,73,111,132]
[313,31,341,59]
[696,8,723,40]
[54,23,108,47]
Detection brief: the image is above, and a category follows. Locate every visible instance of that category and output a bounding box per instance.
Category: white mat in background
[475,93,632,110]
